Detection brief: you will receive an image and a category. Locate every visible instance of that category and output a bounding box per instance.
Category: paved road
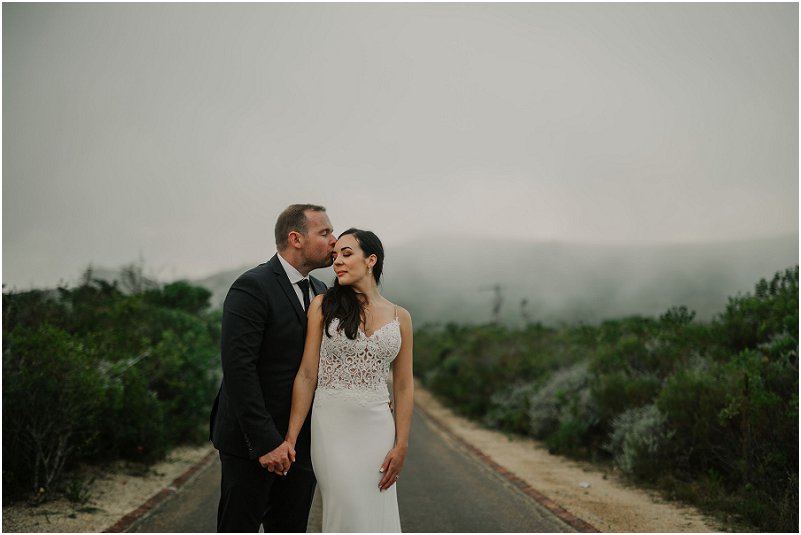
[131,407,572,532]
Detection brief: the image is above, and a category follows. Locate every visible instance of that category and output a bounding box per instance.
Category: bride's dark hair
[322,228,384,340]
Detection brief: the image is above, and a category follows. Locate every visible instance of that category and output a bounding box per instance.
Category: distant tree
[480,284,504,324]
[118,259,159,294]
[520,298,531,325]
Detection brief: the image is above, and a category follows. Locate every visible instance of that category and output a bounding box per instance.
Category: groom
[210,204,336,532]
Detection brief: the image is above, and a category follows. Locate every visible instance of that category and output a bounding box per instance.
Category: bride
[285,228,413,532]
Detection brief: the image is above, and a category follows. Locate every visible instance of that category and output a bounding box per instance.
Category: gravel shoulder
[3,384,721,533]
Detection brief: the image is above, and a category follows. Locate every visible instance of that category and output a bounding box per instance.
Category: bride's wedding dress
[311,313,402,532]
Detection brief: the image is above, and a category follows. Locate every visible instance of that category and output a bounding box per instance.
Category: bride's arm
[380,307,414,491]
[285,295,325,450]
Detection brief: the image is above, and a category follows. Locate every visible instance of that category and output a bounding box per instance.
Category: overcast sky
[3,2,798,289]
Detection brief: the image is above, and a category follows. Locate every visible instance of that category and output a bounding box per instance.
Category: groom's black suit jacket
[209,254,326,469]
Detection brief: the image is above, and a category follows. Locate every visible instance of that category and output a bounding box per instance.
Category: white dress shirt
[277,252,313,310]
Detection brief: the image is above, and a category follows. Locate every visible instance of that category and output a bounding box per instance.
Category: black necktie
[297,279,311,311]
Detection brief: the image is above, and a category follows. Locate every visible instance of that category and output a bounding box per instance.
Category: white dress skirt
[311,318,402,533]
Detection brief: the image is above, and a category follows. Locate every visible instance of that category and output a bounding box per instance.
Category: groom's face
[301,210,336,269]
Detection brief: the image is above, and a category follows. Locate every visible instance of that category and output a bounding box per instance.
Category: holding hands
[259,441,296,475]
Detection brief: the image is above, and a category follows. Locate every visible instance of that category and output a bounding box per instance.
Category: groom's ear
[287,230,303,248]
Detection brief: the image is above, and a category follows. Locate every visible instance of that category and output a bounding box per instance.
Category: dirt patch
[2,444,214,533]
[414,384,721,533]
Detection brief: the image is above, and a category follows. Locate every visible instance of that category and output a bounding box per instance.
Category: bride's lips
[335,271,347,277]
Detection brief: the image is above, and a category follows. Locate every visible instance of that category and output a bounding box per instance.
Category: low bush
[483,382,538,434]
[605,404,673,479]
[2,325,105,501]
[528,362,592,439]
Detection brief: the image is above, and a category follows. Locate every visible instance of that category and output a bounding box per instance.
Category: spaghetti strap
[394,305,398,321]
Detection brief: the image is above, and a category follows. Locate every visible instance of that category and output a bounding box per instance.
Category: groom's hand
[259,441,296,475]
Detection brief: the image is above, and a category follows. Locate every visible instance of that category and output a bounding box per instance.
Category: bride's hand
[281,438,297,467]
[378,445,407,491]
[260,441,295,475]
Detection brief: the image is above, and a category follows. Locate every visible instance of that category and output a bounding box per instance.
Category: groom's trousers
[217,451,316,532]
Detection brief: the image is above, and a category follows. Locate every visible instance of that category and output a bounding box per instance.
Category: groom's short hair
[275,204,327,249]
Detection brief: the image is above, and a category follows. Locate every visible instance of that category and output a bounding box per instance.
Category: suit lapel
[269,255,306,326]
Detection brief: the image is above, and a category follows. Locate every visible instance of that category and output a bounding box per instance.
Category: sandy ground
[3,385,721,533]
[1,444,214,533]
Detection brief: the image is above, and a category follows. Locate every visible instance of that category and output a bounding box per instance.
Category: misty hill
[192,233,798,327]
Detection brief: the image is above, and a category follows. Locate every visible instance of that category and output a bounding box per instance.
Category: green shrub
[483,382,538,434]
[591,370,661,429]
[424,324,517,417]
[718,266,798,353]
[605,404,673,479]
[143,325,217,444]
[143,280,212,315]
[91,358,168,463]
[543,367,598,456]
[717,348,798,531]
[2,325,105,501]
[657,360,733,475]
[546,412,594,457]
[528,362,592,439]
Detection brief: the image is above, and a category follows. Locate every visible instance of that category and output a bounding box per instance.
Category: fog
[378,234,799,326]
[184,233,797,326]
[3,3,798,314]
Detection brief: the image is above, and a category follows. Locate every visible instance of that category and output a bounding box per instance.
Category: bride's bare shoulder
[385,300,412,324]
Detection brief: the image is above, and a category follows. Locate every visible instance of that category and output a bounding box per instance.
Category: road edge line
[102,449,217,533]
[414,400,600,533]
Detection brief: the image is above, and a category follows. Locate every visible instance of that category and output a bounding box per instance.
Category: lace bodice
[316,316,401,404]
